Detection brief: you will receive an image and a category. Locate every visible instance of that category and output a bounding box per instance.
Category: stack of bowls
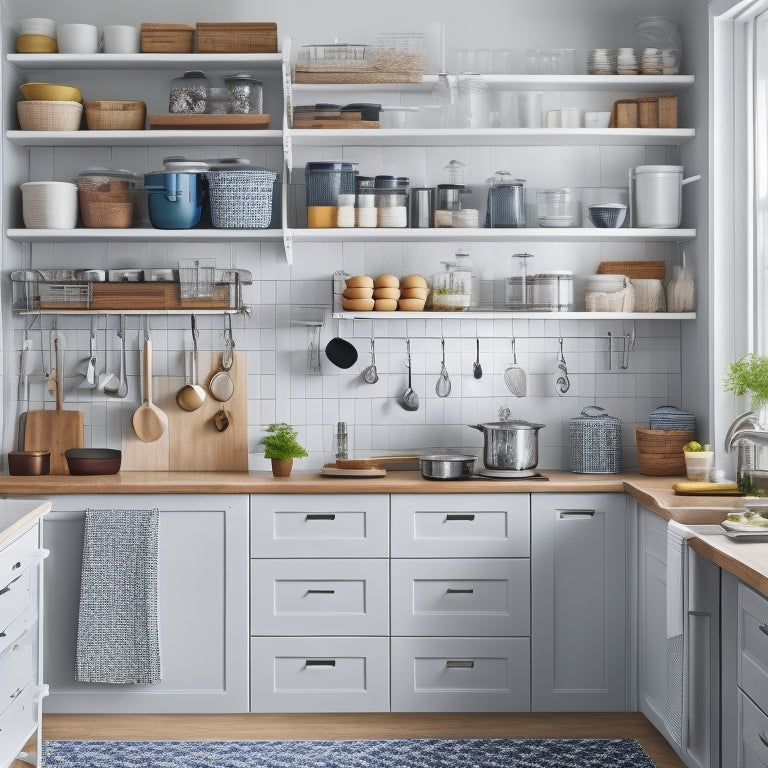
[16,17,57,53]
[21,181,78,229]
[341,275,374,311]
[373,274,400,311]
[17,81,83,131]
[399,273,428,311]
[639,48,663,74]
[587,49,617,75]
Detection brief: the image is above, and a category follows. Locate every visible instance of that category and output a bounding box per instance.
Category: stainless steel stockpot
[468,420,545,470]
[420,454,476,480]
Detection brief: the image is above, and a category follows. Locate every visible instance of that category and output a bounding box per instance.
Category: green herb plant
[260,422,308,460]
[724,353,768,409]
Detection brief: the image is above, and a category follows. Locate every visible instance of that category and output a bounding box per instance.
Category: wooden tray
[148,114,270,130]
[321,464,387,477]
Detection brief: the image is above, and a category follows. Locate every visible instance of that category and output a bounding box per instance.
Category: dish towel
[75,508,161,684]
[664,519,692,748]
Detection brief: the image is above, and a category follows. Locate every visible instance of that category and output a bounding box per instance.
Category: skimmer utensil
[361,336,379,384]
[399,338,419,411]
[435,336,451,397]
[504,337,527,397]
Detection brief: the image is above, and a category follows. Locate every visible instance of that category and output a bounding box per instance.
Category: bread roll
[374,299,398,311]
[373,287,400,300]
[400,273,428,289]
[374,273,399,288]
[397,298,426,312]
[342,286,374,300]
[399,286,428,301]
[345,275,374,289]
[341,297,375,311]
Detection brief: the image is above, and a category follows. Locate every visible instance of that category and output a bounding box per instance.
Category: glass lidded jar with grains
[224,74,263,114]
[169,70,209,114]
[431,260,471,311]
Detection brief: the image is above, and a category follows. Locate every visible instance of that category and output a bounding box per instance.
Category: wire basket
[569,406,622,473]
[205,168,277,228]
[178,258,215,299]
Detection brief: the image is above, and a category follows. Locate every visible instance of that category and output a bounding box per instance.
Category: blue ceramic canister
[143,171,206,229]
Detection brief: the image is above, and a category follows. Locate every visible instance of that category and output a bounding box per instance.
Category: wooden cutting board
[147,113,270,130]
[24,371,84,475]
[335,455,418,469]
[122,350,247,472]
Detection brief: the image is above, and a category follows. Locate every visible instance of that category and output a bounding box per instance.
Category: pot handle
[468,424,484,431]
[681,174,702,186]
[164,173,179,202]
[581,405,607,418]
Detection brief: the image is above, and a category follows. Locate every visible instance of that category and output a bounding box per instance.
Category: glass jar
[224,74,263,114]
[431,260,472,311]
[453,249,479,308]
[169,70,209,114]
[536,188,573,227]
[505,253,534,309]
[456,73,490,128]
[443,159,466,186]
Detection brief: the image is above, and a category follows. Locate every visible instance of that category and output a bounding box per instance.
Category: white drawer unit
[391,636,530,712]
[0,527,41,593]
[0,568,34,642]
[251,559,389,636]
[0,628,36,718]
[251,494,389,558]
[738,582,768,716]
[391,558,530,637]
[251,636,389,712]
[391,494,529,558]
[0,682,45,768]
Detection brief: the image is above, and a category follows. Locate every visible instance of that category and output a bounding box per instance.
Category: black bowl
[65,448,121,475]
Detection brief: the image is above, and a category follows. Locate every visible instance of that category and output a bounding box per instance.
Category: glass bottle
[430,72,455,127]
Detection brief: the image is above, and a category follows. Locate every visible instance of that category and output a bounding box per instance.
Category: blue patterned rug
[42,737,656,767]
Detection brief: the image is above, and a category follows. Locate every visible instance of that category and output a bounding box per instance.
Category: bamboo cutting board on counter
[122,351,247,472]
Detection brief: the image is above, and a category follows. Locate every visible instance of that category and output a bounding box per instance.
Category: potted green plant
[724,353,768,426]
[260,422,308,477]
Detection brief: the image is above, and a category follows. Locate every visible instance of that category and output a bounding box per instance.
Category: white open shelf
[7,228,283,243]
[7,129,284,147]
[332,310,696,320]
[6,52,284,71]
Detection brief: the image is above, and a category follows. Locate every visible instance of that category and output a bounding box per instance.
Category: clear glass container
[536,188,573,227]
[443,159,466,186]
[430,72,454,127]
[456,73,490,128]
[505,253,534,309]
[453,249,479,308]
[224,74,263,114]
[169,70,209,114]
[431,260,471,311]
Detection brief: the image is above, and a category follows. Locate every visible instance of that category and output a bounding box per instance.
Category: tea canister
[169,70,209,114]
[569,405,622,473]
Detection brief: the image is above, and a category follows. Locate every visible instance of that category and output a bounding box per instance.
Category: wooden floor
[38,712,686,768]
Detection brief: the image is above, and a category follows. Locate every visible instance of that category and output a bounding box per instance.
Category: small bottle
[336,421,348,461]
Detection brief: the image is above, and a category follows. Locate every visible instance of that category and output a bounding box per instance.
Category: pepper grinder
[336,421,348,461]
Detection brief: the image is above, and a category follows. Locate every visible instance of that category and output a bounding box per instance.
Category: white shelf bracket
[283,230,294,265]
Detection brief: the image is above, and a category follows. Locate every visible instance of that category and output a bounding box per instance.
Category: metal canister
[569,406,622,473]
[409,187,435,228]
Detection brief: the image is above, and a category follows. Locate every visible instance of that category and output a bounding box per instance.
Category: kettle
[629,165,701,228]
[486,171,526,228]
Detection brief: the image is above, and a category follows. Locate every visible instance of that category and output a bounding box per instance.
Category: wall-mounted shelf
[6,130,283,147]
[332,310,696,321]
[7,228,283,243]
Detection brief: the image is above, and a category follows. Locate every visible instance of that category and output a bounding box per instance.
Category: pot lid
[633,164,684,174]
[571,405,620,422]
[475,420,544,430]
[421,454,477,461]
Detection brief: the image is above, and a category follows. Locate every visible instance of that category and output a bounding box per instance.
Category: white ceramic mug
[56,23,99,54]
[585,111,611,129]
[103,25,140,54]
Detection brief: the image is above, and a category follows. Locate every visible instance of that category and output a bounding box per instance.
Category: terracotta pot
[271,458,293,477]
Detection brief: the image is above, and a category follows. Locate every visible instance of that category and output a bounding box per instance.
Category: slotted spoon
[504,337,527,397]
[435,337,451,397]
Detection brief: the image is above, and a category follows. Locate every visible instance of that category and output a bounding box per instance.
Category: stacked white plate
[616,47,639,74]
[21,181,78,229]
[587,49,617,75]
[640,47,663,74]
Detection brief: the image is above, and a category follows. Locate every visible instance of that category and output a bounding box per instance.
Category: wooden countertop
[0,468,763,597]
[0,498,51,546]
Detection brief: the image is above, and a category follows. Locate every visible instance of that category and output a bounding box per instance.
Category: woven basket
[17,100,82,131]
[635,428,693,475]
[631,279,666,312]
[81,200,134,228]
[83,100,146,130]
[195,22,277,53]
[140,23,194,53]
[598,260,666,280]
[206,168,277,228]
[585,276,634,312]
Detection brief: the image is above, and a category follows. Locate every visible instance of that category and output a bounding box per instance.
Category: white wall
[1,0,709,472]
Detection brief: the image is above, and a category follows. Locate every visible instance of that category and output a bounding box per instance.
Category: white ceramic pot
[56,23,99,54]
[630,164,701,228]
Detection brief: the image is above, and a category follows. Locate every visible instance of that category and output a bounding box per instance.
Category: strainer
[503,337,527,397]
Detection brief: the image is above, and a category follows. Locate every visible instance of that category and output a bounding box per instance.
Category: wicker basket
[598,260,666,280]
[609,95,677,129]
[195,22,277,53]
[206,168,277,228]
[83,100,146,130]
[140,23,194,53]
[635,428,693,475]
[80,197,134,228]
[569,406,622,473]
[17,100,82,131]
[585,276,634,312]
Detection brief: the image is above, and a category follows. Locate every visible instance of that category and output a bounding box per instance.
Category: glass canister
[431,260,472,311]
[487,171,526,228]
[224,74,263,114]
[456,73,490,128]
[305,161,357,228]
[536,188,573,227]
[169,70,209,114]
[453,249,479,308]
[505,252,533,309]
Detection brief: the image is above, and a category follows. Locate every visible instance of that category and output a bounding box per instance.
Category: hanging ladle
[209,314,235,403]
[399,338,419,411]
[555,336,570,396]
[435,336,451,397]
[176,315,206,412]
[361,336,379,384]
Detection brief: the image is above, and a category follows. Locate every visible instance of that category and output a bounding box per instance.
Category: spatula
[503,337,527,397]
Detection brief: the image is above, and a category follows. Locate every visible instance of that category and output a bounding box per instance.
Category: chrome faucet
[725,410,762,490]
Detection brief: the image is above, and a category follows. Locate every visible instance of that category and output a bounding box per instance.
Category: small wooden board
[321,464,387,478]
[293,119,380,129]
[335,455,418,469]
[147,114,271,130]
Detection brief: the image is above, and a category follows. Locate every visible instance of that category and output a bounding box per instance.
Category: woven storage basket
[21,181,78,229]
[83,100,146,130]
[205,168,277,228]
[635,428,693,475]
[140,23,194,53]
[80,197,134,228]
[195,22,277,53]
[631,278,666,312]
[585,276,634,312]
[17,100,82,131]
[598,260,666,280]
[569,406,622,473]
[649,405,696,431]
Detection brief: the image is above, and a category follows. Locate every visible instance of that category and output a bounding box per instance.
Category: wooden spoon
[132,336,168,443]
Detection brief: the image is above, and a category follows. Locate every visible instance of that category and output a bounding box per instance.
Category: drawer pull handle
[0,586,9,597]
[446,659,475,669]
[759,623,768,637]
[759,731,768,749]
[558,509,596,519]
[446,514,475,521]
[305,659,336,667]
[11,561,21,571]
[306,589,335,595]
[305,514,336,521]
[446,588,474,594]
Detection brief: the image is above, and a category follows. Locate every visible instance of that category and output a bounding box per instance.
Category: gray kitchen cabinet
[41,493,249,713]
[531,492,628,711]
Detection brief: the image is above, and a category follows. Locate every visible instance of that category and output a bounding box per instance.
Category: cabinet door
[42,494,249,713]
[531,492,627,711]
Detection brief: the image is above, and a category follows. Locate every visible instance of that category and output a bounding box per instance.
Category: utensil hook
[511,336,517,364]
[558,336,565,364]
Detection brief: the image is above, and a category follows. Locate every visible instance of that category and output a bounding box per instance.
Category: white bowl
[20,17,56,37]
[55,23,98,54]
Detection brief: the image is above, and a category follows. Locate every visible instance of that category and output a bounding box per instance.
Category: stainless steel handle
[305,659,336,667]
[558,509,596,519]
[446,514,475,521]
[446,659,475,668]
[305,513,336,521]
[759,731,768,749]
[306,589,335,594]
[759,622,768,637]
[446,588,474,594]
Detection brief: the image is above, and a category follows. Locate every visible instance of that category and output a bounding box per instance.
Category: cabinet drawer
[391,494,529,557]
[251,494,389,558]
[0,627,37,718]
[739,689,768,766]
[739,582,768,713]
[391,636,530,712]
[251,636,389,712]
[391,559,530,636]
[0,680,42,764]
[0,527,41,591]
[0,567,34,639]
[251,559,389,636]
